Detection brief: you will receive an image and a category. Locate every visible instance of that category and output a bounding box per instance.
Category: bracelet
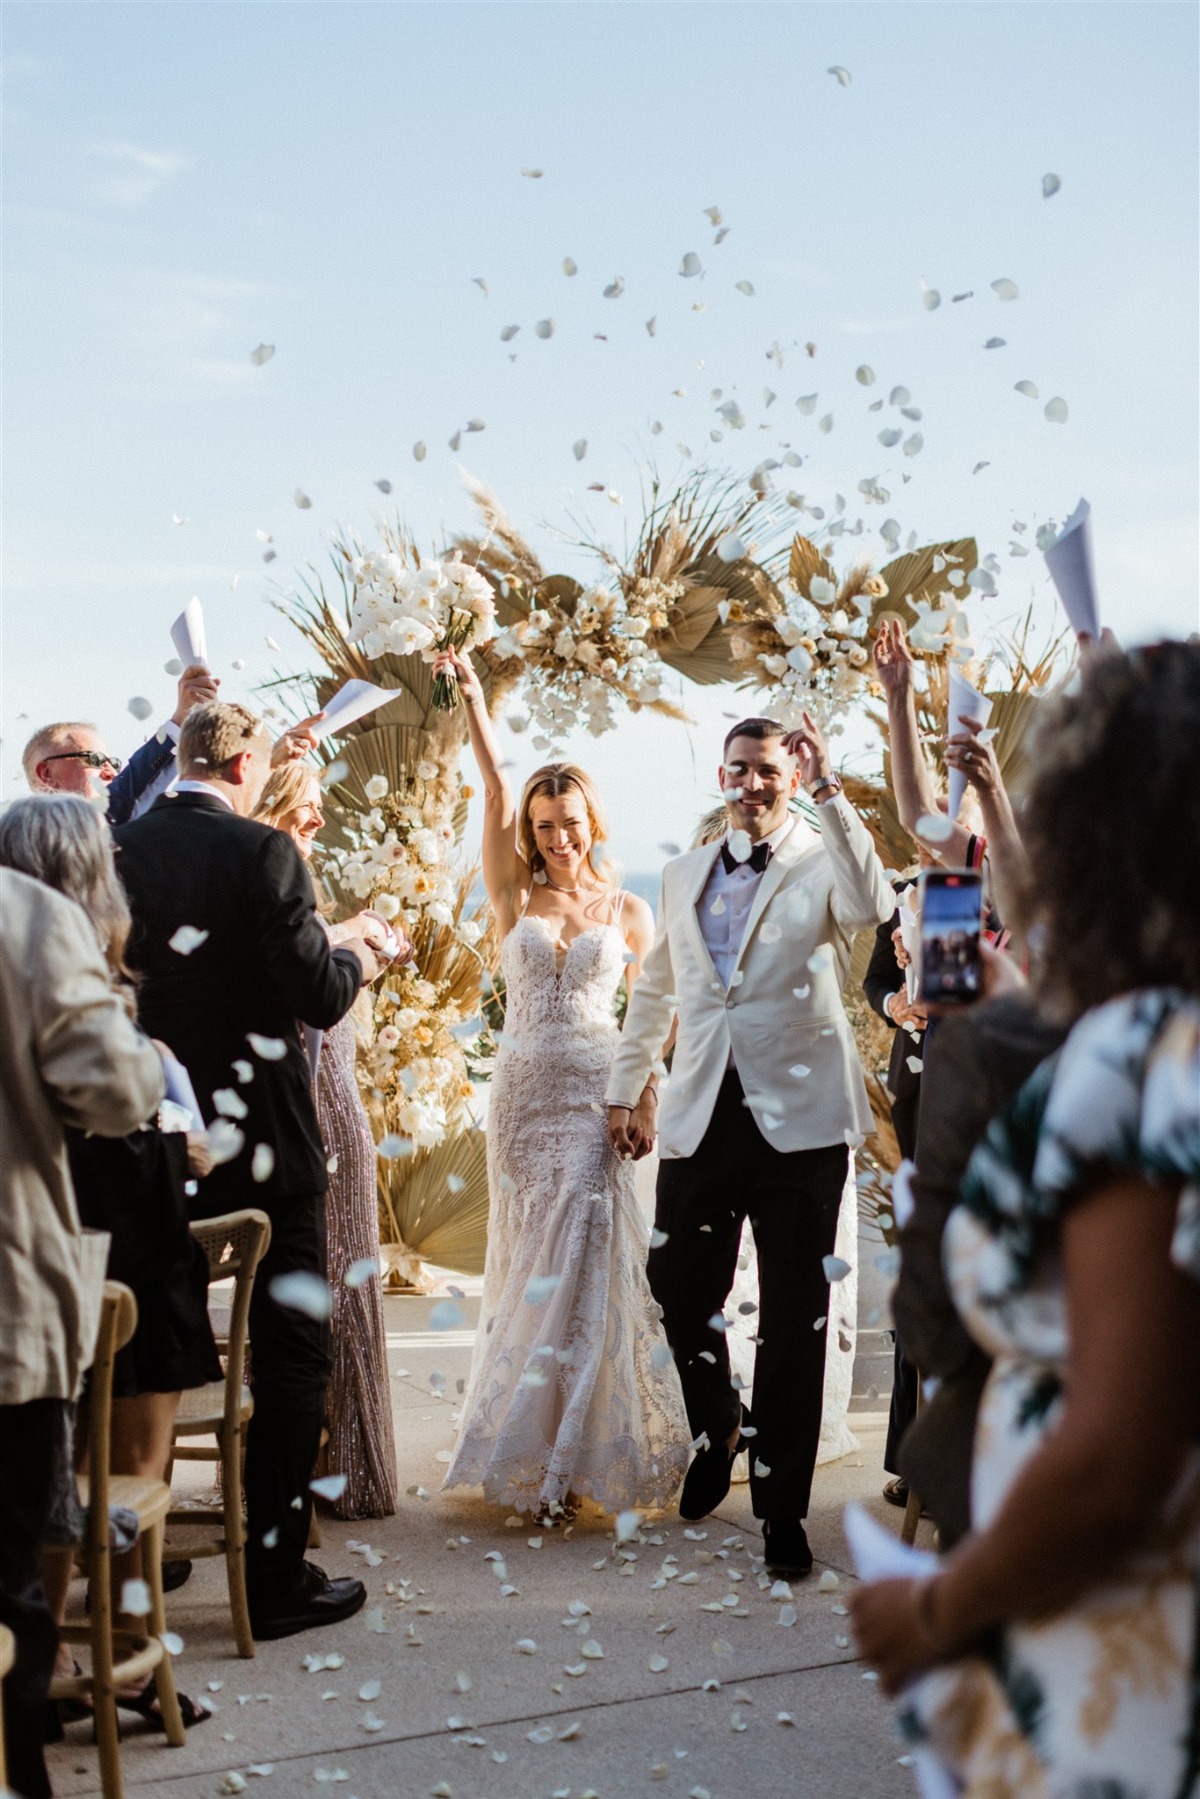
[809,772,843,799]
[640,1086,659,1106]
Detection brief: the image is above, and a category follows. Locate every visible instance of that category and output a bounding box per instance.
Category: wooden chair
[164,1209,271,1659]
[50,1281,186,1799]
[0,1621,14,1791]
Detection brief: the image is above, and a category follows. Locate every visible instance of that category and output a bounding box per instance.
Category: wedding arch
[275,470,1059,1284]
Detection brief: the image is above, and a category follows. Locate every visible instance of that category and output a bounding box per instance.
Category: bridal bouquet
[349,551,497,710]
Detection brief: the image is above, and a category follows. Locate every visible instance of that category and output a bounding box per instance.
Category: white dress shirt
[698,817,795,989]
[172,778,234,809]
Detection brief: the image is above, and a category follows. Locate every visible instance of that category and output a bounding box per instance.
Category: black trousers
[650,1071,849,1520]
[192,1188,332,1602]
[0,1397,68,1799]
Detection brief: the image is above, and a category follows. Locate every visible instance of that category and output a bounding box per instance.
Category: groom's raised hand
[782,711,832,788]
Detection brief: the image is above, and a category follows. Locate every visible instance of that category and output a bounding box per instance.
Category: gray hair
[0,794,133,979]
[21,722,98,791]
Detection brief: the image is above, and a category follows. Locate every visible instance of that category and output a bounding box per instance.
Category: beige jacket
[0,868,165,1405]
[606,795,893,1158]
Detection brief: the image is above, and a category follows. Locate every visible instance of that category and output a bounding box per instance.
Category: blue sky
[4,1,1197,867]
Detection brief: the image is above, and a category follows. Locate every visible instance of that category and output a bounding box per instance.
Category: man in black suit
[863,883,927,1504]
[115,701,387,1639]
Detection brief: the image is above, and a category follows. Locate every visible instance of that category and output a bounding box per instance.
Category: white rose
[808,575,837,606]
[760,653,788,677]
[377,1025,401,1049]
[374,893,401,919]
[416,760,440,781]
[786,644,814,677]
[364,774,388,803]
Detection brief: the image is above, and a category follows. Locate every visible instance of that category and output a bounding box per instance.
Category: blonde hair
[517,763,612,883]
[22,722,98,791]
[254,763,321,834]
[178,701,270,778]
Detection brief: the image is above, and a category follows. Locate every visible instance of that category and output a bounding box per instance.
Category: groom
[608,714,892,1577]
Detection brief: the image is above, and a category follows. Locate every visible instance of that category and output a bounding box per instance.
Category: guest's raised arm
[873,620,974,866]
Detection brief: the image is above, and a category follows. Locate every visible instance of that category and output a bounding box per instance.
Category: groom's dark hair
[723,716,785,757]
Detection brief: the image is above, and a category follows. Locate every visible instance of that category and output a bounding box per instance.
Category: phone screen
[918,870,983,1005]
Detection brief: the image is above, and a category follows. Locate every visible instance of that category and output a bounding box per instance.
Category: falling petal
[1044,396,1069,423]
[562,256,577,276]
[247,1033,287,1059]
[430,1300,465,1331]
[817,414,833,435]
[294,489,312,509]
[735,280,755,296]
[168,924,208,956]
[534,318,555,339]
[269,1270,332,1320]
[991,278,1019,301]
[120,1578,151,1616]
[716,532,747,563]
[250,343,274,366]
[983,337,1006,350]
[823,1255,851,1283]
[345,1256,378,1289]
[679,252,703,278]
[916,812,954,843]
[413,442,426,461]
[128,696,153,721]
[251,1143,275,1183]
[902,432,924,456]
[878,428,902,447]
[1014,379,1039,398]
[603,276,625,298]
[448,431,461,451]
[310,1473,348,1502]
[796,393,818,415]
[703,205,722,225]
[499,324,520,342]
[573,439,587,461]
[645,316,657,336]
[827,64,852,85]
[374,479,392,494]
[855,365,875,386]
[1042,172,1062,198]
[466,419,485,433]
[952,291,974,303]
[972,461,989,475]
[471,277,488,296]
[520,167,543,178]
[900,405,923,420]
[921,284,941,312]
[715,226,730,243]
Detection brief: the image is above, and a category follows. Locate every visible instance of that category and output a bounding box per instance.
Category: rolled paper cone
[171,598,209,668]
[1044,498,1100,640]
[310,679,401,740]
[947,666,992,822]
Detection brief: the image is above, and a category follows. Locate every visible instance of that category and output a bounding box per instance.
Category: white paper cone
[1044,498,1100,640]
[310,679,401,740]
[170,598,208,668]
[897,888,921,1001]
[946,665,992,822]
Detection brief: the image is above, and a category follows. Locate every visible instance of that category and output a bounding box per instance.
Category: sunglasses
[41,751,123,773]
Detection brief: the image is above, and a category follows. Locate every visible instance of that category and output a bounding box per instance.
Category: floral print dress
[900,989,1200,1799]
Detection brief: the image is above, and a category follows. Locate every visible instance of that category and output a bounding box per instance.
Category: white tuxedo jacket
[607,795,894,1158]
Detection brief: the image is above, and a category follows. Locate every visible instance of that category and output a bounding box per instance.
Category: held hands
[872,619,915,698]
[172,662,220,725]
[781,711,832,788]
[944,714,1001,798]
[271,712,327,767]
[886,989,928,1032]
[432,646,484,708]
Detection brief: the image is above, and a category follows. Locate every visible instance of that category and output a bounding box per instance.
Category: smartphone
[916,868,984,1007]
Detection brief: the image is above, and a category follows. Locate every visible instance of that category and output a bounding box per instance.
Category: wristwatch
[808,772,843,800]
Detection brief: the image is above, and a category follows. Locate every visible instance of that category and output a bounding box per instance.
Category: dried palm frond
[789,535,837,601]
[378,1128,490,1276]
[870,538,978,635]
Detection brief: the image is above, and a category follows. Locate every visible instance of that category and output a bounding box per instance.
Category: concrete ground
[47,1282,925,1799]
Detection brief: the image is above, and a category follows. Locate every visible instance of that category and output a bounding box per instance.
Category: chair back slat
[189,1208,271,1406]
[86,1282,137,1554]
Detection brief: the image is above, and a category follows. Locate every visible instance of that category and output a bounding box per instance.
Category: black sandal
[117,1681,211,1731]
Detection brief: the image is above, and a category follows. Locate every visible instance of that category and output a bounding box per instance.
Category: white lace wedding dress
[442,904,691,1515]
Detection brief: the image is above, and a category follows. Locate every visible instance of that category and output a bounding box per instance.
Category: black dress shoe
[762,1518,813,1580]
[162,1558,193,1593]
[249,1562,368,1641]
[679,1412,748,1522]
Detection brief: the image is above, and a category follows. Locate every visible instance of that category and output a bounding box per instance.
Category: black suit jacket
[863,890,922,1117]
[114,791,362,1210]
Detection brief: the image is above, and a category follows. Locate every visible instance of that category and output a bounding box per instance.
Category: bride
[437,647,690,1519]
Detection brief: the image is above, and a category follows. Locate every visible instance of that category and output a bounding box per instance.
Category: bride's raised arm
[433,646,527,934]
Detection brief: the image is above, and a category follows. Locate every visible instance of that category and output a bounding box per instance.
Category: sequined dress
[442,907,690,1514]
[316,1008,398,1518]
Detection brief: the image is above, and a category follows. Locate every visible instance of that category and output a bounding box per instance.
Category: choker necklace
[537,871,590,895]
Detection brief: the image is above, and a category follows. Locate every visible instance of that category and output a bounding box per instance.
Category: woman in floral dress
[852,640,1200,1799]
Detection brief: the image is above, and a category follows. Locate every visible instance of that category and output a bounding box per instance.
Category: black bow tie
[721,838,772,876]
